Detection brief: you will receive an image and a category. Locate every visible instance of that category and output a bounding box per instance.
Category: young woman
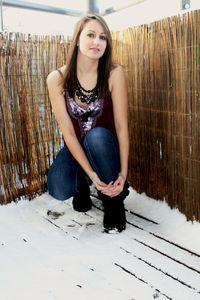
[46,14,129,233]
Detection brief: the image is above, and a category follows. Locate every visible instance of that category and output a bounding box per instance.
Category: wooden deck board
[0,192,200,300]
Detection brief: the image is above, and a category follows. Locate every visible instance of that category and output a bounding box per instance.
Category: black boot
[72,176,92,212]
[98,181,129,233]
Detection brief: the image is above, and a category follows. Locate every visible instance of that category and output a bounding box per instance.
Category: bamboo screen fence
[0,10,199,221]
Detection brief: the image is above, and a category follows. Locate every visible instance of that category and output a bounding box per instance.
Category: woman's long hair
[62,14,114,99]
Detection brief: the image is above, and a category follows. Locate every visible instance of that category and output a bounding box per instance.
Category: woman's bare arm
[46,69,107,190]
[108,65,129,196]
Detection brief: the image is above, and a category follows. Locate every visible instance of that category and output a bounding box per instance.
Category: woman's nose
[93,37,100,45]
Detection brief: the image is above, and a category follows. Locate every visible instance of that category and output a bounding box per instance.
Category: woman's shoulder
[58,65,67,75]
[47,65,67,84]
[109,64,125,82]
[109,64,125,91]
[110,63,123,76]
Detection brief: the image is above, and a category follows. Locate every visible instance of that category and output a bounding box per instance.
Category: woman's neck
[76,53,99,76]
[76,54,98,92]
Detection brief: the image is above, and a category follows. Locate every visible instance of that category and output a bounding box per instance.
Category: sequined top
[65,90,117,143]
[56,69,116,143]
[66,91,103,137]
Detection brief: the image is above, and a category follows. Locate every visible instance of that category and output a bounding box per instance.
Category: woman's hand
[89,171,108,191]
[89,171,126,198]
[100,173,125,198]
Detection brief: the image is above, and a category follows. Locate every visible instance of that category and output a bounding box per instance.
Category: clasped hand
[90,172,125,198]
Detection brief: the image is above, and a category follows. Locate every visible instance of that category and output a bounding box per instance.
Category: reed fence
[0,34,70,201]
[0,10,199,221]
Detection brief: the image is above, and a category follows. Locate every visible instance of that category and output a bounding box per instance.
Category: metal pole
[101,0,148,16]
[86,0,99,14]
[0,0,4,31]
[2,0,83,17]
[181,0,191,10]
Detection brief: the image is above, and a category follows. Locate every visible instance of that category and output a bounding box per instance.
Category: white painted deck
[0,188,200,300]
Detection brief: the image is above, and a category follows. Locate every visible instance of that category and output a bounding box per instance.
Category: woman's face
[78,19,107,61]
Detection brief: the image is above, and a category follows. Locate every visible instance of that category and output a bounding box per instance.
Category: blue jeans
[47,127,120,200]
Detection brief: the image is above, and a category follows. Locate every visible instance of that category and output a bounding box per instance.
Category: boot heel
[73,194,92,212]
[72,175,92,212]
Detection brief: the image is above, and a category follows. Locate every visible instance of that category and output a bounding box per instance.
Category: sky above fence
[1,0,200,35]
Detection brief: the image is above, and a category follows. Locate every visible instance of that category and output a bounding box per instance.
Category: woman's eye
[100,35,106,40]
[88,33,94,38]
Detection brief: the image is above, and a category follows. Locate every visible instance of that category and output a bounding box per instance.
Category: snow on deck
[0,187,200,300]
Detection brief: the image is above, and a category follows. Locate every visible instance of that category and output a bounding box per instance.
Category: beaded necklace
[75,79,98,105]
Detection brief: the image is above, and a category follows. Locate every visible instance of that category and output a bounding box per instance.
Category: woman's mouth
[90,48,100,53]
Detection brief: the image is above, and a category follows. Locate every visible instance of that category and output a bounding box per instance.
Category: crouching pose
[46,14,129,233]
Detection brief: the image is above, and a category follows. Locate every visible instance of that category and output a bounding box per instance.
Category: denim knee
[84,127,118,151]
[47,146,79,200]
[83,127,120,183]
